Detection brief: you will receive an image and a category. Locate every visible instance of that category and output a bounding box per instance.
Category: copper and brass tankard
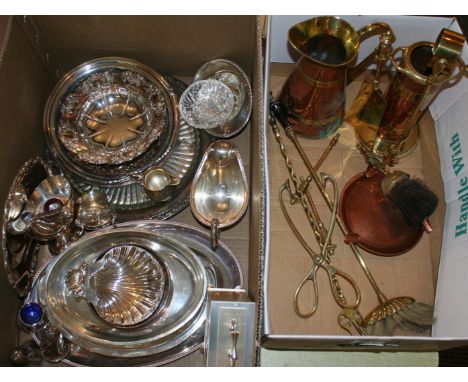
[367,29,467,163]
[279,16,394,139]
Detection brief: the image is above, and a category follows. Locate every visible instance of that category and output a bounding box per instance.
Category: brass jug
[363,29,467,164]
[279,16,394,139]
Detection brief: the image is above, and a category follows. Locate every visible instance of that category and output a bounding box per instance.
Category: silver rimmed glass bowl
[192,58,252,138]
[44,57,179,168]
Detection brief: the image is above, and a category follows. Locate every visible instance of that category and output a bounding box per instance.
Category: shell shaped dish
[88,245,166,327]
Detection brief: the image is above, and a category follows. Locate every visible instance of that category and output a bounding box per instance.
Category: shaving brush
[382,171,439,230]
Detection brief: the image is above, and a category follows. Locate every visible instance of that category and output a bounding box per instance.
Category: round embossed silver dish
[45,57,179,166]
[36,228,207,359]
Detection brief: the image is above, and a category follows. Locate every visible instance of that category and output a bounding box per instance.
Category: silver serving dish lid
[36,228,207,358]
[27,220,242,366]
[119,220,244,289]
[193,58,252,138]
[44,57,180,170]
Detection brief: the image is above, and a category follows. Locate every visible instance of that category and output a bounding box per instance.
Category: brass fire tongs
[270,108,365,335]
[270,97,434,336]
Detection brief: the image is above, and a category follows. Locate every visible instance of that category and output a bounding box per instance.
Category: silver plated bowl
[45,57,179,166]
[192,58,253,138]
[66,76,211,221]
[35,228,207,358]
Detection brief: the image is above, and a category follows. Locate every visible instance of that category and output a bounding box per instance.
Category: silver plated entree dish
[34,228,208,358]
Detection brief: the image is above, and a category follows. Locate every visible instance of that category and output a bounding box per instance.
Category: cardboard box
[0,15,266,366]
[261,15,468,351]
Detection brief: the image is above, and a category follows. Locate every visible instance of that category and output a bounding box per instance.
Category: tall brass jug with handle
[279,16,394,139]
[367,29,468,165]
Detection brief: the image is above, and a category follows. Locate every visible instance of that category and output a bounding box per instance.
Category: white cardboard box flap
[434,88,468,337]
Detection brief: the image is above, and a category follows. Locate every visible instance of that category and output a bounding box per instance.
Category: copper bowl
[339,169,424,257]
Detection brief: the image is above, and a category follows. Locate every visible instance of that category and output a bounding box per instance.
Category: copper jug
[279,16,394,139]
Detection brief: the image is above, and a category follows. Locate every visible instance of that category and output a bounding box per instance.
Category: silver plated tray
[28,221,243,366]
[36,228,208,359]
[45,57,179,166]
[1,157,51,297]
[63,76,212,222]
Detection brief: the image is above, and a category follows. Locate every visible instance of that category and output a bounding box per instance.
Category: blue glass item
[20,303,44,326]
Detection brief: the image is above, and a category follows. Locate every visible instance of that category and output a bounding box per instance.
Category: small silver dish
[8,175,74,240]
[131,167,180,203]
[190,141,249,249]
[75,191,115,231]
[192,58,252,138]
[23,176,73,218]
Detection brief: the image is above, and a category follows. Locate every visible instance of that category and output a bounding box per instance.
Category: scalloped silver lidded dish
[44,57,179,167]
[26,220,243,366]
[190,140,249,249]
[35,228,207,359]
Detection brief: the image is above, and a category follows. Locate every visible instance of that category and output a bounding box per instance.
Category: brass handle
[356,22,395,42]
[227,319,239,367]
[348,23,395,83]
[391,47,468,85]
[390,47,429,85]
